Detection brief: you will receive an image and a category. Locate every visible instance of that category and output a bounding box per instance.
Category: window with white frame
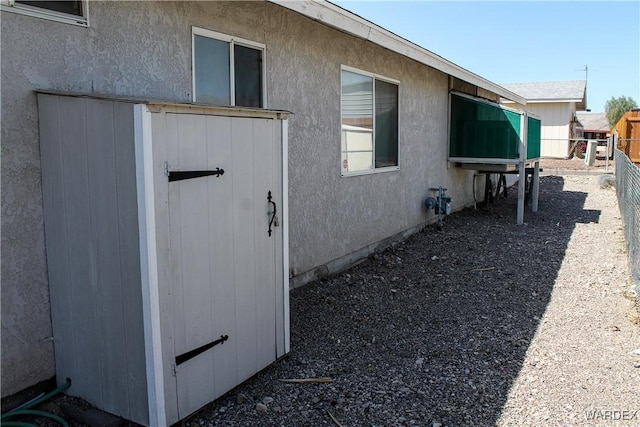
[341,67,398,175]
[0,0,87,26]
[192,27,265,108]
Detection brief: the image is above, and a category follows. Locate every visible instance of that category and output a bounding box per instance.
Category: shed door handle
[267,191,277,236]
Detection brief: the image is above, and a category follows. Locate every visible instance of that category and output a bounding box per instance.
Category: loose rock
[34,175,633,427]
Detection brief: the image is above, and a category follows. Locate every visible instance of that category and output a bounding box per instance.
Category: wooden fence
[613,109,640,163]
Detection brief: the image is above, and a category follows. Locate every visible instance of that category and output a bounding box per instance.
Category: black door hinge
[168,168,224,182]
[175,335,229,366]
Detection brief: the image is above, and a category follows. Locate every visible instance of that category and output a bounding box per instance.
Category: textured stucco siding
[266,9,478,278]
[1,0,482,397]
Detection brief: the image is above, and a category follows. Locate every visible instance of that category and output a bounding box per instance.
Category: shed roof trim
[267,0,527,105]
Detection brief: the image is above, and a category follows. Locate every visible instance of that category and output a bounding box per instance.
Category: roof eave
[267,0,527,105]
[505,98,584,103]
[582,128,611,133]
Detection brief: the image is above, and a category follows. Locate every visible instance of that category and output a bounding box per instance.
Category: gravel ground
[181,174,639,427]
[6,173,639,426]
[539,156,614,173]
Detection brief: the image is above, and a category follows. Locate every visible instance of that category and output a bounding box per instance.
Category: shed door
[166,114,280,419]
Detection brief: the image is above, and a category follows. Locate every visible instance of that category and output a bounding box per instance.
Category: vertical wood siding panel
[86,99,128,415]
[231,117,258,381]
[148,111,179,424]
[58,97,101,400]
[166,112,186,359]
[536,103,572,158]
[177,115,210,350]
[171,114,216,417]
[205,116,238,397]
[185,115,214,416]
[273,122,286,358]
[252,118,277,368]
[113,102,149,423]
[165,112,187,414]
[38,95,76,387]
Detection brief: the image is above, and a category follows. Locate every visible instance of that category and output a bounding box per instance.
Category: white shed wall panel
[523,103,572,158]
[38,95,149,423]
[38,93,288,426]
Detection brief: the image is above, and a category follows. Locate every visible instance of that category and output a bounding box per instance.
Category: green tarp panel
[449,94,521,159]
[526,115,541,160]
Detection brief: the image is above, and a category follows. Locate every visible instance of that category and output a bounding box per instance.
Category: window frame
[191,27,267,108]
[0,0,88,26]
[340,65,400,177]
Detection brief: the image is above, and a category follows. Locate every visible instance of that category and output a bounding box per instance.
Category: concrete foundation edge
[290,219,437,290]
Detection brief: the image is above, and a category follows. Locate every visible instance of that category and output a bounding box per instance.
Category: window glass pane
[194,35,230,105]
[234,45,262,108]
[374,79,398,168]
[346,152,375,172]
[16,1,82,16]
[342,70,373,172]
[341,124,373,173]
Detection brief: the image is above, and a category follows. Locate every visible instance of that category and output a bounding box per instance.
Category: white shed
[501,80,587,158]
[37,92,290,426]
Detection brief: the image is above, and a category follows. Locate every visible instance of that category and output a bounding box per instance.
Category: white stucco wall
[1,0,487,397]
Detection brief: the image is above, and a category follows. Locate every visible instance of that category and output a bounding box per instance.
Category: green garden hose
[1,378,71,427]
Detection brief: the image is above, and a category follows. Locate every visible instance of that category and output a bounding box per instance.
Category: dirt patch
[539,156,614,173]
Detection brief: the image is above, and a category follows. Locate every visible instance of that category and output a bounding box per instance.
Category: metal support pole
[605,137,610,172]
[517,113,527,225]
[517,161,525,225]
[532,160,540,212]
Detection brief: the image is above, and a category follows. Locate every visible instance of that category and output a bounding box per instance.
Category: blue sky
[333,1,640,112]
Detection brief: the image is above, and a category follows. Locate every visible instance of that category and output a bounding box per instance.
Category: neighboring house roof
[500,80,586,110]
[267,0,527,105]
[576,112,610,132]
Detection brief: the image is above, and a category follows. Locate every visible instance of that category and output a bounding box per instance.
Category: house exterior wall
[523,102,575,158]
[1,0,484,397]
